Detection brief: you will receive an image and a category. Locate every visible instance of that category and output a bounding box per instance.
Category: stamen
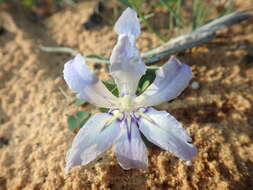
[135,108,159,127]
[100,110,123,132]
[117,113,125,122]
[108,109,116,115]
[138,107,149,113]
[132,107,150,122]
[132,112,141,121]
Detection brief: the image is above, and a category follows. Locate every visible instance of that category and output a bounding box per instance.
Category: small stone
[185,160,192,166]
[191,81,200,90]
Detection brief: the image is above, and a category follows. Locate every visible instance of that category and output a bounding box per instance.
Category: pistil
[120,94,134,112]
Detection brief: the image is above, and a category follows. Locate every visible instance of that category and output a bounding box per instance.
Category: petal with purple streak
[110,34,146,96]
[138,108,197,161]
[63,54,118,108]
[110,8,145,96]
[135,56,192,107]
[65,113,121,172]
[114,117,148,170]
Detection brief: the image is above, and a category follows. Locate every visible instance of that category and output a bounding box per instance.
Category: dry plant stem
[142,10,252,64]
[39,10,252,64]
[39,46,110,63]
[39,46,78,56]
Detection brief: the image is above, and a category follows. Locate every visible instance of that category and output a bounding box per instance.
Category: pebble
[191,81,200,90]
[185,160,192,166]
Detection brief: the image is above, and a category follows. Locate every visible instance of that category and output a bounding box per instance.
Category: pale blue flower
[63,8,197,172]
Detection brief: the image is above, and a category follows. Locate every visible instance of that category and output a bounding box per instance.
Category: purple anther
[132,112,141,121]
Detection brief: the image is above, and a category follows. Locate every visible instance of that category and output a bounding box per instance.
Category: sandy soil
[0,1,253,190]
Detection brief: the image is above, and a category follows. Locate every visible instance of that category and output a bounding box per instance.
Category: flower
[63,8,197,172]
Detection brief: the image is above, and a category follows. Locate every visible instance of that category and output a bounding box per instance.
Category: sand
[0,1,252,189]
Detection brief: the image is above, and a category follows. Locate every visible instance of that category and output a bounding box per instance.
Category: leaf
[67,111,90,130]
[99,108,110,112]
[141,80,150,91]
[103,79,119,97]
[74,98,86,106]
[80,119,88,127]
[67,116,79,130]
[77,111,90,128]
[129,0,144,8]
[137,68,156,95]
[116,0,132,7]
[86,54,109,62]
[21,0,34,7]
[76,111,90,121]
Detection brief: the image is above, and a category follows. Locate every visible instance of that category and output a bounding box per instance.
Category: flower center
[119,94,134,112]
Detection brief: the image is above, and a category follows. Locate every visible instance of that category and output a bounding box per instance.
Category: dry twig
[141,10,252,64]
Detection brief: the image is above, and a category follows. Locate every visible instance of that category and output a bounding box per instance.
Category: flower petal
[114,8,140,37]
[110,7,145,96]
[135,56,192,107]
[65,113,121,172]
[114,117,148,170]
[138,108,197,161]
[110,35,146,96]
[63,54,118,108]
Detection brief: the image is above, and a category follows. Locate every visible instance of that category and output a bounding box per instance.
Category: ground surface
[0,1,253,190]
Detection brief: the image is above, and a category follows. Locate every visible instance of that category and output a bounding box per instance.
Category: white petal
[63,54,118,108]
[135,56,192,107]
[65,113,121,172]
[114,8,140,37]
[138,108,197,161]
[110,35,146,95]
[114,117,148,170]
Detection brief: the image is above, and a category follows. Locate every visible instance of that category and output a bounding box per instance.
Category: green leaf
[99,107,110,112]
[76,111,90,121]
[137,68,156,95]
[141,80,150,91]
[117,0,144,8]
[160,0,183,28]
[74,98,86,106]
[67,115,79,130]
[21,0,34,7]
[103,79,119,97]
[80,119,88,127]
[116,0,132,7]
[129,0,144,8]
[86,54,109,62]
[67,111,90,130]
[76,111,90,129]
